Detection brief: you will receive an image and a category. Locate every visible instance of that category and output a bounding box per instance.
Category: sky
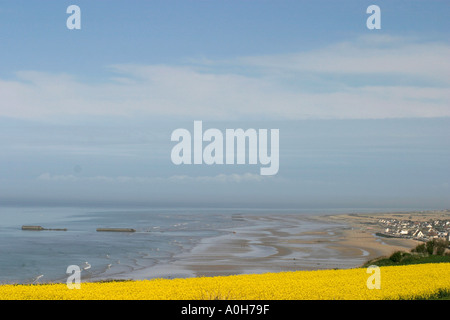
[0,1,449,210]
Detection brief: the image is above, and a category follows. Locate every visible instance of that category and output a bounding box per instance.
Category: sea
[0,205,417,285]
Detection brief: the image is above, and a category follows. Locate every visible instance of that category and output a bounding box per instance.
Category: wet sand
[120,211,450,280]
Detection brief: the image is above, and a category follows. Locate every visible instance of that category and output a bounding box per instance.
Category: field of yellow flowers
[0,263,449,300]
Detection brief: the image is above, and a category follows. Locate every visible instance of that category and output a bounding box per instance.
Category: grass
[363,253,450,268]
[409,288,450,300]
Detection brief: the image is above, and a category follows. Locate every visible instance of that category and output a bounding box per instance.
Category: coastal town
[377,217,450,242]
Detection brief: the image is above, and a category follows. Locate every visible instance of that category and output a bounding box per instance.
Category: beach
[123,210,449,280]
[2,207,448,284]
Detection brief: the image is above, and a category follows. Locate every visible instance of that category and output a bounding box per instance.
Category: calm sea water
[0,206,415,284]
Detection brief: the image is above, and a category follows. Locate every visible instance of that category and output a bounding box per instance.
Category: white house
[412,229,424,238]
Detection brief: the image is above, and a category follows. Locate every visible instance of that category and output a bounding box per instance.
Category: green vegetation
[365,254,450,268]
[405,288,450,301]
[363,239,450,268]
[375,232,397,239]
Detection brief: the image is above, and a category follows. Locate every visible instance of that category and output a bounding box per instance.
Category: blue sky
[1,1,448,78]
[0,1,449,209]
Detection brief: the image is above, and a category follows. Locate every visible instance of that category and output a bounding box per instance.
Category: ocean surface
[0,206,415,284]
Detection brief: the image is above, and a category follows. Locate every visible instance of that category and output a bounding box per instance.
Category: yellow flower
[0,263,448,300]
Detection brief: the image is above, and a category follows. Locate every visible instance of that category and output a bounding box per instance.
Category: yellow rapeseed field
[0,263,449,300]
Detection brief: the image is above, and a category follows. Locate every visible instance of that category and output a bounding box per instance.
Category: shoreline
[8,209,447,284]
[114,210,449,281]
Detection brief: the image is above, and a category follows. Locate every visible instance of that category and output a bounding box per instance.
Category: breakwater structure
[96,228,136,232]
[21,225,67,231]
[21,226,136,232]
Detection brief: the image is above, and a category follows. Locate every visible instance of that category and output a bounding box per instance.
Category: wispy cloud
[1,35,448,120]
[168,173,268,183]
[37,172,268,183]
[37,173,151,183]
[235,35,450,81]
